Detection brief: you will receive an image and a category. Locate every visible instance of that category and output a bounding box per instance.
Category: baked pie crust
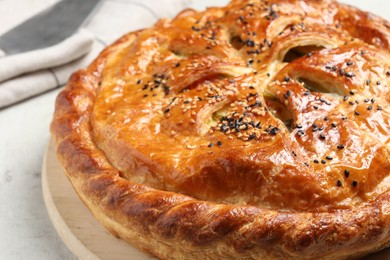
[51,0,390,258]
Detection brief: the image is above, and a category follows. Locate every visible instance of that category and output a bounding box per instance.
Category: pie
[50,0,390,258]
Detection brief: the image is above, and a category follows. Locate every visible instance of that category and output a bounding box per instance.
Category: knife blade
[0,0,100,55]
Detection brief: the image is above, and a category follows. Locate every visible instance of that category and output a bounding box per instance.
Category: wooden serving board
[42,139,154,260]
[42,139,390,259]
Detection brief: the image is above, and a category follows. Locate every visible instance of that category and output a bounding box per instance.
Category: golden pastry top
[51,1,390,258]
[89,0,390,212]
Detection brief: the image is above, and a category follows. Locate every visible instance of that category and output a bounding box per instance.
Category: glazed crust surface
[51,0,390,258]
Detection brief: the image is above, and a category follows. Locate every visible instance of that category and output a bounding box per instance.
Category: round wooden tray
[42,139,390,259]
[42,139,154,260]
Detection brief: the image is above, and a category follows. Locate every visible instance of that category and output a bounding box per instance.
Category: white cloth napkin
[0,0,192,109]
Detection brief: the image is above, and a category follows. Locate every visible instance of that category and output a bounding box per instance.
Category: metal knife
[0,0,100,82]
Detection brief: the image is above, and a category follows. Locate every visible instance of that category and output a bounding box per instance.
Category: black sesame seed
[337,144,345,149]
[304,162,309,166]
[270,127,279,135]
[313,105,319,109]
[366,79,371,85]
[314,159,319,164]
[321,160,327,164]
[339,69,345,76]
[284,90,291,99]
[284,76,290,82]
[361,50,367,55]
[337,180,342,187]
[292,151,297,157]
[367,106,373,111]
[350,91,355,95]
[245,39,256,47]
[378,106,383,111]
[343,96,349,101]
[387,70,390,76]
[208,143,214,147]
[248,133,257,140]
[175,62,181,68]
[326,156,333,160]
[297,130,305,136]
[349,101,355,106]
[345,72,355,78]
[164,108,170,113]
[371,98,376,103]
[164,86,171,95]
[364,99,370,103]
[217,141,222,146]
[332,122,337,128]
[377,81,381,85]
[320,134,326,140]
[355,111,360,116]
[247,93,258,99]
[347,61,353,66]
[352,180,358,187]
[191,25,201,32]
[169,97,177,105]
[344,169,350,178]
[296,124,303,129]
[324,117,329,121]
[220,124,229,133]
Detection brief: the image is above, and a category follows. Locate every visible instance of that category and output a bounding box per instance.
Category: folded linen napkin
[0,0,192,109]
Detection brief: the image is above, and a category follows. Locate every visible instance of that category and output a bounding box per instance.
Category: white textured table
[0,0,389,259]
